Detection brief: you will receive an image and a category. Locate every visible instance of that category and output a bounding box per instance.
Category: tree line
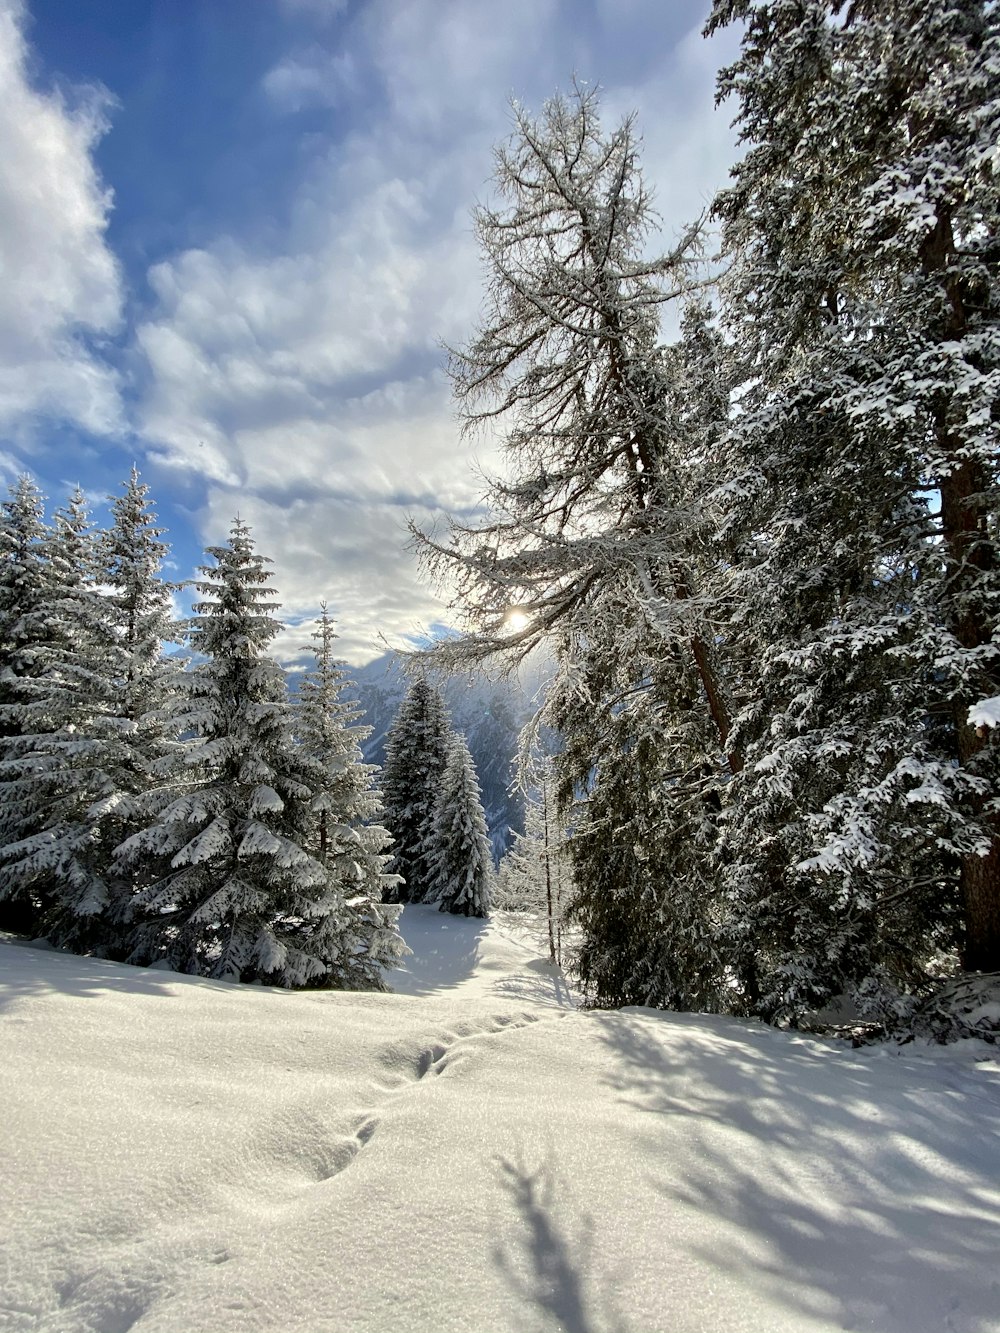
[0,470,497,981]
[416,0,1000,1026]
[0,473,410,984]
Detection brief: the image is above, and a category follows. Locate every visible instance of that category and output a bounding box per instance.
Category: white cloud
[199,488,454,669]
[137,0,733,663]
[0,0,124,441]
[262,45,360,113]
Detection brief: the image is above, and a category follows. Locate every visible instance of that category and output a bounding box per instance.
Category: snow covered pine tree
[380,677,453,903]
[119,519,396,985]
[0,476,57,934]
[708,0,1000,1013]
[430,731,492,917]
[0,486,127,952]
[293,604,405,987]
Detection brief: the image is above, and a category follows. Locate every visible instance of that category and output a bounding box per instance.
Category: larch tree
[412,86,737,1007]
[118,520,352,985]
[707,0,1000,1010]
[430,731,492,917]
[380,677,453,903]
[496,759,571,965]
[293,604,405,987]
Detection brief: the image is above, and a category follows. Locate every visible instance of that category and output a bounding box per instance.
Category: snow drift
[2,907,998,1333]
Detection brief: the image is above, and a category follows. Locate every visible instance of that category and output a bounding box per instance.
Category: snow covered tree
[0,475,186,956]
[411,89,737,1005]
[0,476,58,933]
[380,677,453,902]
[415,86,721,716]
[707,0,1000,1008]
[95,469,188,933]
[0,486,123,951]
[496,761,571,964]
[117,519,360,986]
[101,467,184,743]
[293,604,405,987]
[430,732,492,917]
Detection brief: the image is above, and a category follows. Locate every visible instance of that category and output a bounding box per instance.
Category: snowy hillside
[2,912,999,1333]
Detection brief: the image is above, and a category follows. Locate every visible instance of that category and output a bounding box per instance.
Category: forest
[1,0,997,1040]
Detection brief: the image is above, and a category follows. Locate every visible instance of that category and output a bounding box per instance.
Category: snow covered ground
[2,907,999,1333]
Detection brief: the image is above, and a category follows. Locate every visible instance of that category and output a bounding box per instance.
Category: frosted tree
[411,89,736,1006]
[0,487,122,950]
[118,520,355,985]
[101,468,184,744]
[380,677,453,902]
[293,604,405,987]
[97,469,188,933]
[707,0,1000,1009]
[415,87,724,728]
[0,476,186,955]
[496,762,571,964]
[0,477,58,933]
[430,732,492,917]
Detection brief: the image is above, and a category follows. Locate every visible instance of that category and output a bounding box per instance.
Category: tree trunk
[927,208,1000,972]
[939,428,1000,971]
[542,782,557,966]
[959,839,1000,971]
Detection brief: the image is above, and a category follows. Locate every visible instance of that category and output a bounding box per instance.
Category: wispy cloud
[133,0,735,663]
[0,0,124,444]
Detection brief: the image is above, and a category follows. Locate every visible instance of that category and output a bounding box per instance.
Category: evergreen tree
[0,486,124,951]
[294,604,405,986]
[0,476,186,956]
[380,677,453,902]
[118,520,357,985]
[549,599,729,1011]
[0,476,58,932]
[101,467,184,741]
[707,0,1000,1009]
[98,469,188,935]
[431,732,492,917]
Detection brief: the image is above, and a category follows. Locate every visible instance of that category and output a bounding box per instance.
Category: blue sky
[0,0,738,663]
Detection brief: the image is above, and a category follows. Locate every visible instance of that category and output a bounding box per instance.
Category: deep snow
[2,906,999,1333]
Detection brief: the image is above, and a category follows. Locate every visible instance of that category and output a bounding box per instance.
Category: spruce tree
[118,520,354,985]
[0,476,186,956]
[99,469,187,934]
[0,476,59,932]
[293,605,405,986]
[430,733,492,917]
[380,677,453,902]
[0,487,123,950]
[707,0,1000,1008]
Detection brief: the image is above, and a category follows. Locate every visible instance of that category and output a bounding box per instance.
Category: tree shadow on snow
[387,905,491,996]
[489,957,577,1008]
[0,936,239,1011]
[594,1011,1000,1333]
[493,1152,632,1333]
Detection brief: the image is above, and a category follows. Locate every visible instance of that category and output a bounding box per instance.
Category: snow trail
[1,910,998,1333]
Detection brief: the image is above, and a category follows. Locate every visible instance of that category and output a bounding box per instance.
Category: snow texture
[2,908,999,1333]
[970,697,1000,730]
